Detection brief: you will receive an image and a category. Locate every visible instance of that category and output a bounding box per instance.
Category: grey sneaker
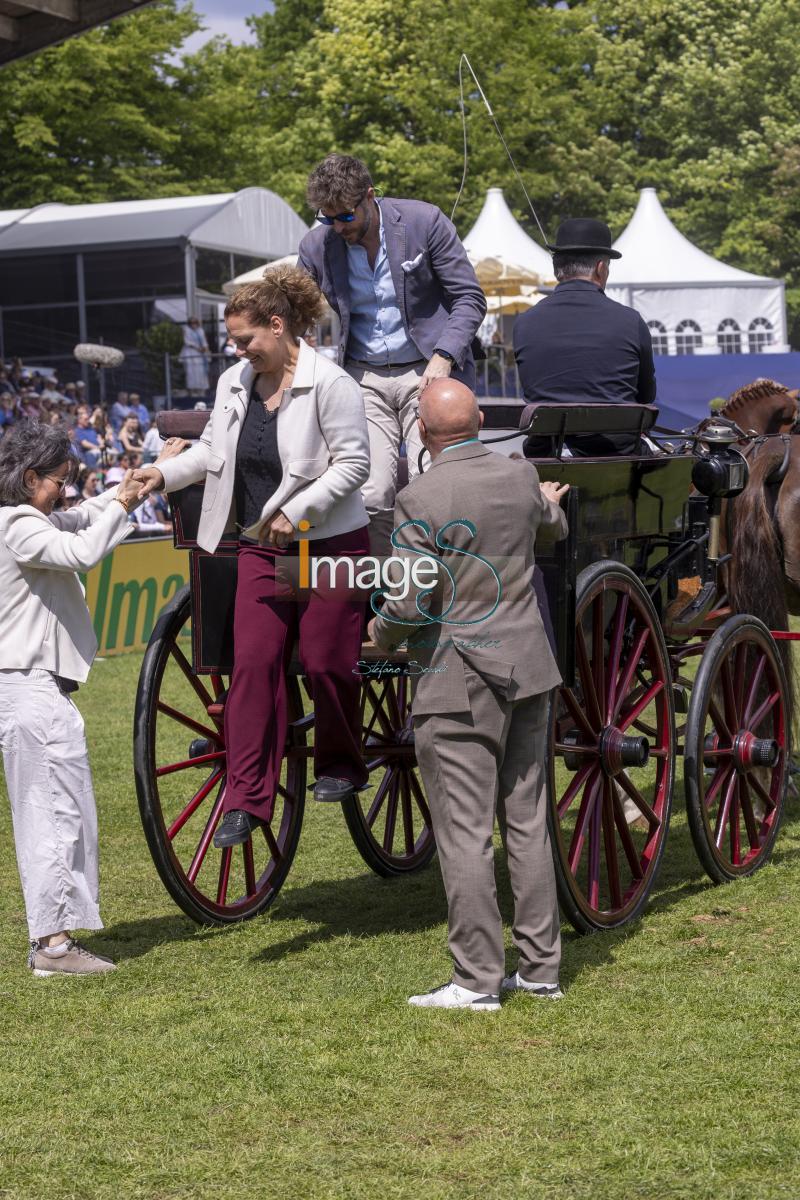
[501,971,563,999]
[28,939,116,977]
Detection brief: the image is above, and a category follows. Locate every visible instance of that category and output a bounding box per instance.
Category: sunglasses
[315,195,365,226]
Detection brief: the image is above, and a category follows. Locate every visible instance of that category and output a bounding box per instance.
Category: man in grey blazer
[297,154,486,557]
[368,379,569,1011]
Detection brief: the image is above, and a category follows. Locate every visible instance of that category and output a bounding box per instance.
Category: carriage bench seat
[519,402,658,457]
[157,410,209,441]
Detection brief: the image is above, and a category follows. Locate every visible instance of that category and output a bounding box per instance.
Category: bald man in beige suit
[369,380,569,1011]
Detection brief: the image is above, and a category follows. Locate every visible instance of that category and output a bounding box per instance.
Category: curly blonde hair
[224,265,325,338]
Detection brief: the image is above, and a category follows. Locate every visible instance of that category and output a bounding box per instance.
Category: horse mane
[722,378,790,419]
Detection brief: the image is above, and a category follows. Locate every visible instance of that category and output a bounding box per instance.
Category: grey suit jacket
[297,198,487,385]
[371,443,568,715]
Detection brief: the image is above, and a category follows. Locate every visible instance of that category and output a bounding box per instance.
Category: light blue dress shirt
[346,204,420,366]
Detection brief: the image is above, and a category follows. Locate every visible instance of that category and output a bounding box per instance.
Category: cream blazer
[157,339,370,552]
[0,488,131,682]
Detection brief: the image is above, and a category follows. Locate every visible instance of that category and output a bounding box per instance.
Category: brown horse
[720,379,800,621]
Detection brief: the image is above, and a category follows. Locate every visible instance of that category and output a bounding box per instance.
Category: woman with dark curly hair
[135,266,371,848]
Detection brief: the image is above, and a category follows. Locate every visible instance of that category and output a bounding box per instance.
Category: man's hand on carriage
[133,466,165,499]
[541,481,570,505]
[261,510,295,549]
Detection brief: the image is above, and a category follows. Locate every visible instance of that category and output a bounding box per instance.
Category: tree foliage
[2,0,800,336]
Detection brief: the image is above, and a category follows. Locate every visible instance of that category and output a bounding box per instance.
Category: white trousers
[345,360,426,559]
[0,669,102,939]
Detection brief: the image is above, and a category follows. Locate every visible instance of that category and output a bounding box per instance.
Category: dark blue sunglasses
[315,208,358,226]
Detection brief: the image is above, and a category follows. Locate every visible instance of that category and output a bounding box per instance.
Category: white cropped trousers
[0,669,102,940]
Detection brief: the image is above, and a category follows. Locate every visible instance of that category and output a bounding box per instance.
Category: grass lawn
[2,651,800,1199]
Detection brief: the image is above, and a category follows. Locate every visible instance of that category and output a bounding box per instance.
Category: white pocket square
[401,252,425,273]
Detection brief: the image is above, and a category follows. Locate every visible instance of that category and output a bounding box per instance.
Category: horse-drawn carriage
[133,398,793,934]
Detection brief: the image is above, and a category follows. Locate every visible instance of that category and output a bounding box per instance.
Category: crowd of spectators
[0,358,174,537]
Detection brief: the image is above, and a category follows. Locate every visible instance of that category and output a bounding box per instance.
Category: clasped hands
[131,438,295,548]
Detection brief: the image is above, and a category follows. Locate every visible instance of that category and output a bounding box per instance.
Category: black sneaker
[310,777,357,803]
[213,809,263,848]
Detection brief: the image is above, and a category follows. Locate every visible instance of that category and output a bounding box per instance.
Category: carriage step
[665,580,718,635]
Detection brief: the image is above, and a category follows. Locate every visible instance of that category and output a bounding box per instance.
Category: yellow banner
[83,536,190,656]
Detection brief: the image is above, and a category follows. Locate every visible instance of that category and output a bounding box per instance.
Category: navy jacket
[297,198,486,387]
[513,279,656,455]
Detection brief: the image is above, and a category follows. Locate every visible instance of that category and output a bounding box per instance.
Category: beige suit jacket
[371,442,567,715]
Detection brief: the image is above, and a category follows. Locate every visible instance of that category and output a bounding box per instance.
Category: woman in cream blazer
[0,421,145,977]
[135,267,371,850]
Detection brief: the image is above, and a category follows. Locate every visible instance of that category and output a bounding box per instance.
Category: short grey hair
[553,251,610,283]
[0,421,78,506]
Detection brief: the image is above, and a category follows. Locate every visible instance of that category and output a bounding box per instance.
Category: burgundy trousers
[224,527,370,820]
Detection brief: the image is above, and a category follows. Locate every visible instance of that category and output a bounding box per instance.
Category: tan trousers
[414,673,561,995]
[345,360,426,559]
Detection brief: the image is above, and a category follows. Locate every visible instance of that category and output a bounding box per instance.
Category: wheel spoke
[364,682,396,739]
[567,772,601,875]
[741,652,767,726]
[187,790,225,883]
[610,626,650,724]
[382,773,400,853]
[366,769,393,828]
[605,593,629,723]
[262,821,283,863]
[720,659,739,732]
[729,780,742,864]
[602,779,622,909]
[746,689,780,733]
[169,642,214,710]
[216,847,232,904]
[587,777,603,910]
[560,687,597,742]
[210,672,225,699]
[703,761,733,812]
[557,761,597,819]
[617,680,664,734]
[708,695,732,742]
[400,772,415,856]
[739,777,761,850]
[611,783,644,879]
[576,624,603,731]
[409,770,432,828]
[243,838,257,896]
[157,700,221,744]
[616,771,659,827]
[157,751,226,778]
[749,771,778,814]
[714,769,738,850]
[733,642,747,713]
[166,769,225,840]
[592,596,606,729]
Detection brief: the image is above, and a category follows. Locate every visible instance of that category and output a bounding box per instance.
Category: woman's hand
[261,510,295,549]
[154,437,188,465]
[132,466,165,499]
[116,470,145,512]
[541,480,570,504]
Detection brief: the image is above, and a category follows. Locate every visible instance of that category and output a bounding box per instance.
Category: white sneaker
[501,972,563,999]
[408,981,500,1011]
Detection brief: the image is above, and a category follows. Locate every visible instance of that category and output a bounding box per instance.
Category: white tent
[606,188,788,355]
[463,187,555,292]
[223,253,299,295]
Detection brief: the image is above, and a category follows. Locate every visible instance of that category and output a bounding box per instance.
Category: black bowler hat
[546,217,622,259]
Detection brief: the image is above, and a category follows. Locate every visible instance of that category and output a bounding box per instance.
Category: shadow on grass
[85,913,217,961]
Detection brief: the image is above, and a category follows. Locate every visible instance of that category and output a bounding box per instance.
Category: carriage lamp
[691,419,749,562]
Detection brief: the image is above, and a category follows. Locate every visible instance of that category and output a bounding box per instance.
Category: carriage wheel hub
[733,730,779,770]
[600,726,650,775]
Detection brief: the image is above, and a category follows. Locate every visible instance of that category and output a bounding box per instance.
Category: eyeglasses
[315,196,365,226]
[44,473,70,492]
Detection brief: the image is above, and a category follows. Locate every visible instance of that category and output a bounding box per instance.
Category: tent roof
[610,188,776,286]
[0,188,308,259]
[463,187,554,286]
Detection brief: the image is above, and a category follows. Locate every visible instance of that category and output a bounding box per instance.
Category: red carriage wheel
[134,587,305,925]
[684,615,790,882]
[547,561,676,933]
[342,671,436,875]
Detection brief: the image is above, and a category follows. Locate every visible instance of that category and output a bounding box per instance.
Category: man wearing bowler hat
[513,217,656,457]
